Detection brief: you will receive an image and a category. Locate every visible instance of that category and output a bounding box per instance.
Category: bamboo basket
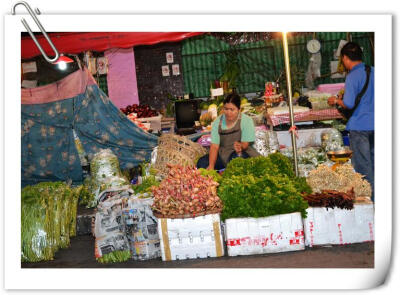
[154,134,207,177]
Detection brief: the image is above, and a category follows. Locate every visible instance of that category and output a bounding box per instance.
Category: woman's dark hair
[223,93,241,110]
[341,42,363,61]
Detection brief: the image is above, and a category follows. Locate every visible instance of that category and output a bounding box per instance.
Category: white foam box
[225,212,305,256]
[136,114,162,132]
[276,128,333,148]
[303,204,374,247]
[157,213,224,261]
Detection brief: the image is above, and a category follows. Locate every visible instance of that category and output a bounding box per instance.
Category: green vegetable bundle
[133,175,160,194]
[97,250,131,264]
[218,154,310,220]
[79,149,129,208]
[198,168,223,183]
[222,153,295,179]
[21,182,79,262]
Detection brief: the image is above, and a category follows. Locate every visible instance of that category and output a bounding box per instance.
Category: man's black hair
[223,93,241,110]
[341,42,363,61]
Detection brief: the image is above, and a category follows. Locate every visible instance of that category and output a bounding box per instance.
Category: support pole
[282,32,299,177]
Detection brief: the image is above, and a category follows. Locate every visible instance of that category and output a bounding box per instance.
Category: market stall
[20,31,375,265]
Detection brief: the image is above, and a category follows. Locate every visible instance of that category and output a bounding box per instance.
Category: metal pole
[282,32,299,177]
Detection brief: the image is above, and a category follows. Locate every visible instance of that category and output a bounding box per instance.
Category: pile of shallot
[151,165,223,217]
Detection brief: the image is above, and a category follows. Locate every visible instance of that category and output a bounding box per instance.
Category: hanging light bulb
[57,61,67,70]
[52,54,74,70]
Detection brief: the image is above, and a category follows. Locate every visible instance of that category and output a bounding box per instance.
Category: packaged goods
[122,197,161,260]
[267,106,309,116]
[305,90,334,110]
[94,188,161,262]
[79,149,129,208]
[321,129,344,152]
[253,129,279,156]
[280,147,327,170]
[94,188,132,263]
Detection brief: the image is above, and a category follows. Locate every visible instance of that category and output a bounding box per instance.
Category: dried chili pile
[302,189,355,210]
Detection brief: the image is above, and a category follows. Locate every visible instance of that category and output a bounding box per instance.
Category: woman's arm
[208,144,219,170]
[240,142,250,150]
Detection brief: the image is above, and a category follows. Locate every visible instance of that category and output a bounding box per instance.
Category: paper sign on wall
[172,64,180,76]
[22,61,37,74]
[96,57,108,75]
[166,52,174,63]
[162,65,170,76]
[211,88,224,97]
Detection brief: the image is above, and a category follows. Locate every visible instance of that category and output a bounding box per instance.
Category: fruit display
[151,165,223,217]
[120,104,158,118]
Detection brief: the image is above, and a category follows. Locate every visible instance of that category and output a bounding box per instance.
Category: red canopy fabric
[21,32,204,59]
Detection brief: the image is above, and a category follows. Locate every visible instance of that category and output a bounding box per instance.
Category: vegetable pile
[217,154,310,221]
[302,189,355,210]
[79,149,129,208]
[198,168,223,183]
[132,175,160,194]
[21,182,80,262]
[306,164,372,202]
[151,165,223,217]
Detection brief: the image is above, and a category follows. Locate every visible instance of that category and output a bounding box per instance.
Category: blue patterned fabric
[22,84,158,187]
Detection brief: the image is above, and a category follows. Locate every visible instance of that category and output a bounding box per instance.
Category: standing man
[328,42,375,201]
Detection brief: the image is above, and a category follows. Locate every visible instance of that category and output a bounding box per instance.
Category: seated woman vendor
[196,93,260,170]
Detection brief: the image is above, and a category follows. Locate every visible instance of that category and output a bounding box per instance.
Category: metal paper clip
[12,1,59,63]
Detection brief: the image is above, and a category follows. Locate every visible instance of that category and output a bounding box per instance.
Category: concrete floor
[21,235,374,268]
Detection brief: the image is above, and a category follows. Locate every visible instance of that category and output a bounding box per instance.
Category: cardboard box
[303,204,374,247]
[225,212,305,256]
[157,213,224,261]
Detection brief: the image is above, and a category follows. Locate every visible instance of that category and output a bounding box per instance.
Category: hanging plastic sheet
[21,68,158,187]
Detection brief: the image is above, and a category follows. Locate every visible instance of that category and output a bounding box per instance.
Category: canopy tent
[21,68,158,186]
[21,32,204,59]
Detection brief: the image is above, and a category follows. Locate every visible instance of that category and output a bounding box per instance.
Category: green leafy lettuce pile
[218,153,310,220]
[21,182,80,262]
[198,168,223,183]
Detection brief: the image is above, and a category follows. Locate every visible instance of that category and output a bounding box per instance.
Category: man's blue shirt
[342,62,374,131]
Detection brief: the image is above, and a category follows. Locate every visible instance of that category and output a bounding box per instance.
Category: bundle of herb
[218,174,308,220]
[133,175,160,194]
[218,154,310,220]
[198,168,223,183]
